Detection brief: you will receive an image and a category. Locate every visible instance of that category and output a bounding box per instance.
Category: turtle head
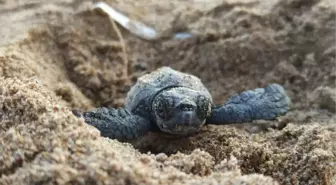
[152,87,212,135]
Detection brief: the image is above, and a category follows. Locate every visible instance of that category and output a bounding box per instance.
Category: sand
[0,0,335,185]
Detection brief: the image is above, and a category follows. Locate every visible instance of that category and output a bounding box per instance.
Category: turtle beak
[181,111,195,125]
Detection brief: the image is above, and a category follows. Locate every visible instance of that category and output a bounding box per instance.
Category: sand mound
[0,77,280,184]
[0,0,335,184]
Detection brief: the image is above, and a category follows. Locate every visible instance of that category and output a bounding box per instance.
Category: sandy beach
[0,0,335,184]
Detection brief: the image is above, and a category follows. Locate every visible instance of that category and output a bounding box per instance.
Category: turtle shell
[125,67,212,115]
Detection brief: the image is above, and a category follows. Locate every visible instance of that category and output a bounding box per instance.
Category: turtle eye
[196,95,211,119]
[154,95,173,120]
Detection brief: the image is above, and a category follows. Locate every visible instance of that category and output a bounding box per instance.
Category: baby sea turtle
[74,67,290,141]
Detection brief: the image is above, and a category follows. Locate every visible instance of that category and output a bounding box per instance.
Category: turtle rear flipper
[76,107,152,141]
[207,84,291,124]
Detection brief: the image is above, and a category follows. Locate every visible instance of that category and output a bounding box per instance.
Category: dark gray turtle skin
[75,67,291,141]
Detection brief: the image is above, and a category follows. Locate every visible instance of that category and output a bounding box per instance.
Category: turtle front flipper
[206,84,291,124]
[73,107,152,141]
